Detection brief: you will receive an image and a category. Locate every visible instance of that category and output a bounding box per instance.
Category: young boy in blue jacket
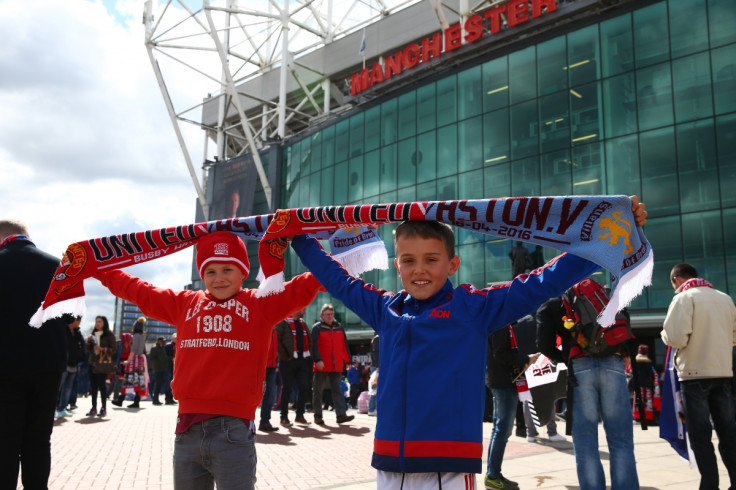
[290,198,647,489]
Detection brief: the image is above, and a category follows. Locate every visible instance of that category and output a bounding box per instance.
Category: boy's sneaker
[59,409,72,417]
[86,408,97,417]
[54,410,62,419]
[484,474,519,489]
[548,433,567,442]
[526,435,537,442]
[98,408,107,417]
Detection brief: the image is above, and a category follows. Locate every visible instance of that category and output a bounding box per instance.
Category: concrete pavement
[27,396,730,489]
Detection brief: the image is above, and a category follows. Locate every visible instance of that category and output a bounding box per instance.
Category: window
[673,53,713,122]
[677,120,718,213]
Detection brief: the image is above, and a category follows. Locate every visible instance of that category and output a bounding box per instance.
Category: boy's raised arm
[291,235,388,332]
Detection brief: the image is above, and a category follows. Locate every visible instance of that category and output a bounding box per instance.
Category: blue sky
[0,0,203,333]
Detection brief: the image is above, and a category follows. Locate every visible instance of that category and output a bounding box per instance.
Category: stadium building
[147,0,735,361]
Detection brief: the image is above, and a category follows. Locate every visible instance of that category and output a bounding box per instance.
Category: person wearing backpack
[661,263,736,490]
[536,282,639,490]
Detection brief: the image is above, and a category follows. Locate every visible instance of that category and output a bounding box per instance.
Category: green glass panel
[682,210,726,287]
[309,132,322,174]
[437,125,458,178]
[644,215,682,307]
[458,65,482,120]
[483,57,509,113]
[716,114,736,208]
[363,149,380,199]
[382,98,398,146]
[637,63,674,131]
[605,135,641,197]
[458,116,482,173]
[600,13,633,77]
[570,82,601,144]
[670,0,708,58]
[335,119,350,163]
[398,91,417,140]
[539,91,570,153]
[309,172,320,206]
[364,106,381,152]
[677,120,718,213]
[723,208,736,296]
[540,149,572,195]
[348,155,364,202]
[437,76,458,128]
[416,181,436,201]
[397,186,416,203]
[511,157,540,197]
[640,127,678,217]
[484,163,510,199]
[299,172,309,206]
[634,3,670,68]
[509,45,537,104]
[301,137,312,177]
[483,109,509,165]
[567,24,600,87]
[572,142,603,195]
[417,131,437,183]
[711,44,736,115]
[708,0,736,48]
[380,191,397,207]
[673,53,713,122]
[417,83,437,133]
[437,175,457,200]
[380,144,397,193]
[457,243,485,286]
[510,99,539,159]
[322,124,335,168]
[459,168,484,200]
[334,160,348,204]
[398,137,417,189]
[603,73,637,138]
[538,37,568,96]
[349,112,364,158]
[485,239,512,284]
[320,166,334,204]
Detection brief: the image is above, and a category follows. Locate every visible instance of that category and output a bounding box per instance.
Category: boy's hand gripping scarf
[31,195,652,328]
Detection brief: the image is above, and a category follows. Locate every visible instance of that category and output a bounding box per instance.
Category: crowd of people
[3,193,736,490]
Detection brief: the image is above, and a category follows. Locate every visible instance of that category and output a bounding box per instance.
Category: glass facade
[281,0,736,327]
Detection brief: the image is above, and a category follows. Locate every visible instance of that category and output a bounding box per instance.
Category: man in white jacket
[661,262,736,490]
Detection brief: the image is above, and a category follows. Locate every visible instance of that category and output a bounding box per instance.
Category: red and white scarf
[31,196,652,328]
[677,277,713,293]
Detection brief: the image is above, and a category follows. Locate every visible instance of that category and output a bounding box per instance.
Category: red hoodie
[99,270,321,421]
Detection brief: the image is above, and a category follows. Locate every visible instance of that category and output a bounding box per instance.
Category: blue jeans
[487,387,518,479]
[174,416,257,489]
[56,369,77,412]
[681,378,736,490]
[571,356,639,490]
[259,366,277,425]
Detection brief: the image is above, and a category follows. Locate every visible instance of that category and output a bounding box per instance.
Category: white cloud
[0,0,204,331]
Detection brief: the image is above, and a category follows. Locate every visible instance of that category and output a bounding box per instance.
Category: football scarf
[31,195,652,328]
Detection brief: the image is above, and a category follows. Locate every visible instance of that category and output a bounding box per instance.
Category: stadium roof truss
[142,0,555,216]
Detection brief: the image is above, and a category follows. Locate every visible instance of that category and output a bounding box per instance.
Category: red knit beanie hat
[196,231,250,279]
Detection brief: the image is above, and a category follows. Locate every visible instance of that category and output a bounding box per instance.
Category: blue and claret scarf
[31,196,652,328]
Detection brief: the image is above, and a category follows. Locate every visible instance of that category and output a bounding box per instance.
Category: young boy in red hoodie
[96,231,322,489]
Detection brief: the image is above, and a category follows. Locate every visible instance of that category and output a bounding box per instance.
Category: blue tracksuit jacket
[292,235,598,474]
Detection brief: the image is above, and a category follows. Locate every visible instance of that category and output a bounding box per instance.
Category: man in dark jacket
[149,336,172,405]
[55,315,85,418]
[275,308,313,427]
[311,304,353,425]
[485,324,538,489]
[0,219,67,489]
